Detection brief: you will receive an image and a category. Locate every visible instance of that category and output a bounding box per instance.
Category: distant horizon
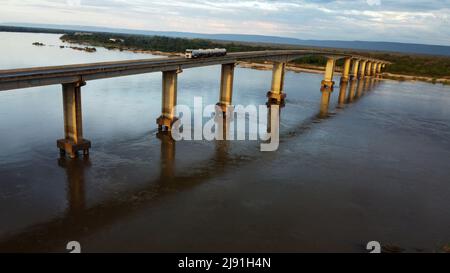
[1,0,449,47]
[2,22,450,57]
[2,22,450,49]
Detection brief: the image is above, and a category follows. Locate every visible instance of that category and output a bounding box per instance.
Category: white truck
[185,48,227,59]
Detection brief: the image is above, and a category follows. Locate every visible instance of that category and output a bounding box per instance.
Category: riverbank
[381,73,450,85]
[237,61,450,85]
[60,37,184,57]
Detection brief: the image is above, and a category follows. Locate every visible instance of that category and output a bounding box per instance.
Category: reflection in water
[216,111,234,141]
[0,157,92,252]
[0,117,241,252]
[319,88,333,118]
[363,78,370,92]
[157,132,176,181]
[373,78,380,89]
[215,115,231,162]
[366,77,375,92]
[363,78,372,93]
[266,102,282,135]
[338,80,349,106]
[58,157,90,215]
[319,76,382,118]
[347,80,358,103]
[356,79,365,99]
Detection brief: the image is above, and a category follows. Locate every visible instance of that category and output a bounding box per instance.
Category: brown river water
[0,32,449,253]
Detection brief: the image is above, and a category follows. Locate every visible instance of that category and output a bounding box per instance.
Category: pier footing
[57,138,91,158]
[157,116,179,131]
[267,91,286,105]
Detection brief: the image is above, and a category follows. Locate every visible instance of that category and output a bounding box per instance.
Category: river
[0,32,449,252]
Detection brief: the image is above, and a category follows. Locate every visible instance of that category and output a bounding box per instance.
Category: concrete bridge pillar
[376,63,382,75]
[267,62,286,104]
[319,58,336,118]
[157,70,180,131]
[57,81,91,158]
[340,58,352,83]
[321,58,336,90]
[217,63,235,113]
[350,59,360,80]
[381,63,386,75]
[372,62,378,77]
[359,61,367,79]
[366,62,373,77]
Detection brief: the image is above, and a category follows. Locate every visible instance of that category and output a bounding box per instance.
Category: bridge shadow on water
[0,78,382,252]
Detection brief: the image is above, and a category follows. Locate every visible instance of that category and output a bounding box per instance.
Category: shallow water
[0,32,449,252]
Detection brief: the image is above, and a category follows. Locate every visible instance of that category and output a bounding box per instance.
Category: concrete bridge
[0,50,389,158]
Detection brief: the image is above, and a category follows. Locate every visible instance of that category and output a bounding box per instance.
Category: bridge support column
[321,58,336,90]
[366,62,373,77]
[359,61,367,79]
[340,58,352,83]
[267,62,286,104]
[372,62,378,77]
[57,81,91,159]
[350,60,360,81]
[157,70,180,131]
[376,63,382,77]
[381,64,386,76]
[319,58,336,117]
[217,63,235,113]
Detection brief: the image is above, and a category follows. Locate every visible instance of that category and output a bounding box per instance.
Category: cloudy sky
[1,0,449,45]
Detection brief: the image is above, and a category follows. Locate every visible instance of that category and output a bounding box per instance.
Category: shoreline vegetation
[2,26,450,85]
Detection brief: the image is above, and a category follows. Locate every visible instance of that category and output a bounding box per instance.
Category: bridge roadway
[0,50,386,91]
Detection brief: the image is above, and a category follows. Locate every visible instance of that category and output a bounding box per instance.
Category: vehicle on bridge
[185,48,227,59]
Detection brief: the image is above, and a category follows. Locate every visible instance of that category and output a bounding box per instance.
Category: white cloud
[0,0,449,45]
[366,0,381,6]
[66,0,81,7]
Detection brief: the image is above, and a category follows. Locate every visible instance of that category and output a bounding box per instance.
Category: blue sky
[1,0,449,45]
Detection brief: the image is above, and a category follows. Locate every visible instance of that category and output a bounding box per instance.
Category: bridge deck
[0,50,386,91]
